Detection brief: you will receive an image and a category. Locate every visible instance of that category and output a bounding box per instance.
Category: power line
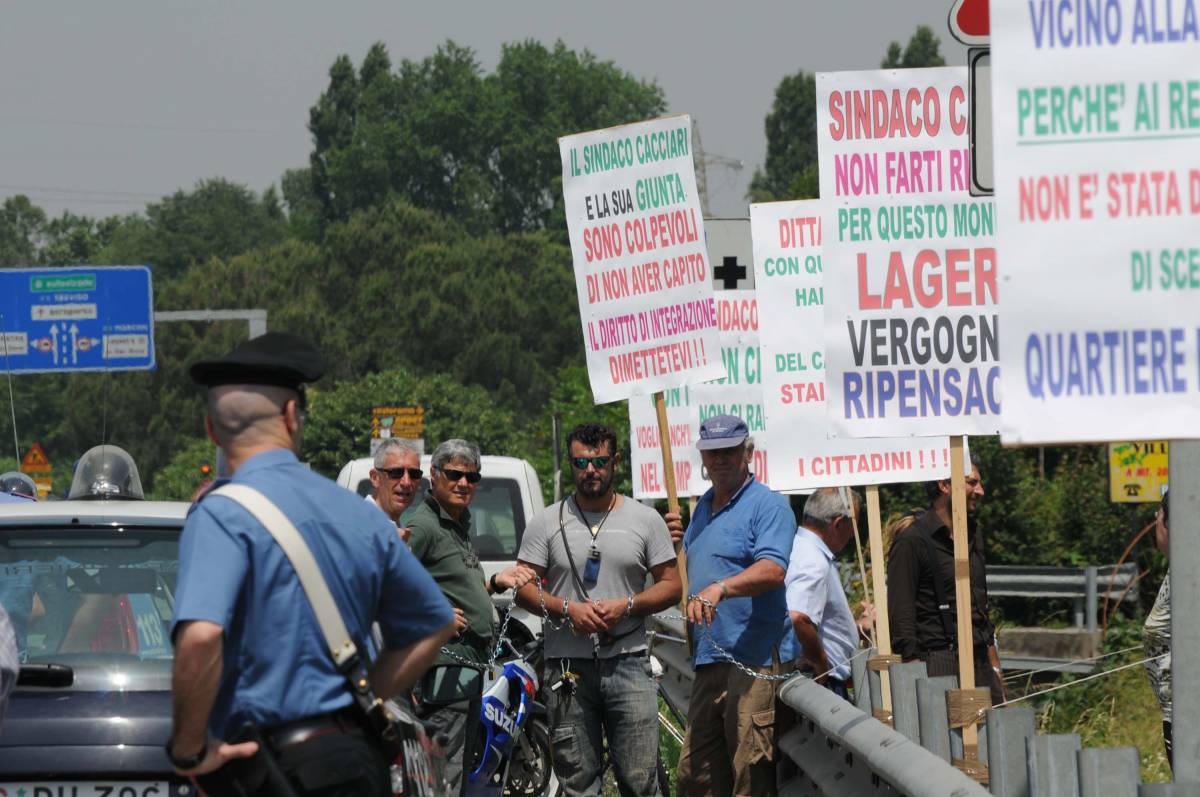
[0,193,152,207]
[0,183,167,199]
[0,114,278,136]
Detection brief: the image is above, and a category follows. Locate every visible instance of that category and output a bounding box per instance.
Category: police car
[0,446,187,796]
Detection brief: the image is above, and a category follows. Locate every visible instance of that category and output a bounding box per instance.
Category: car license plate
[0,783,169,797]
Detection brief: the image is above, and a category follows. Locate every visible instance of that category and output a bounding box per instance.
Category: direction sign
[370,405,425,456]
[0,266,155,373]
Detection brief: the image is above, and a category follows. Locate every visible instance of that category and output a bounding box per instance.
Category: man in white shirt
[785,487,867,699]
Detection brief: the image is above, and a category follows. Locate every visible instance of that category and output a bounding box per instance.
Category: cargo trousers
[675,659,793,797]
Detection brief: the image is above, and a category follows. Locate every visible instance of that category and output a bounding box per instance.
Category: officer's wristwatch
[166,737,208,770]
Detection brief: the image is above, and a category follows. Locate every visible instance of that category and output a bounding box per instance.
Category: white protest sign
[752,199,955,490]
[629,290,773,499]
[991,1,1200,443]
[817,68,1001,438]
[629,390,703,500]
[560,115,724,404]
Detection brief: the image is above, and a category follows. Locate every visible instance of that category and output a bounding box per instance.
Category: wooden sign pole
[947,436,988,782]
[841,486,873,645]
[653,391,686,612]
[865,485,899,723]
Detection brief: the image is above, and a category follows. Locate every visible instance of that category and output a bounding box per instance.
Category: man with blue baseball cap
[675,414,798,797]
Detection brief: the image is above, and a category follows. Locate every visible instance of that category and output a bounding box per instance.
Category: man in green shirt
[407,438,534,797]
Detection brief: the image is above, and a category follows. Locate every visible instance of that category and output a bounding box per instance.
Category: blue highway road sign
[0,266,155,373]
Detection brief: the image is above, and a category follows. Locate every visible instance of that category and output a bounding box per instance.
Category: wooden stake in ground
[865,485,899,723]
[653,391,686,612]
[948,436,987,779]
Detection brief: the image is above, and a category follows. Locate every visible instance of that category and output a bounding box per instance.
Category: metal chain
[656,606,874,684]
[488,603,514,668]
[438,581,520,670]
[535,577,571,633]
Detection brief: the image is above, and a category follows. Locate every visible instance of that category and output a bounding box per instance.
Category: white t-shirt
[518,495,676,659]
[785,527,858,681]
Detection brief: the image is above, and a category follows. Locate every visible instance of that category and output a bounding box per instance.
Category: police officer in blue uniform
[168,332,456,796]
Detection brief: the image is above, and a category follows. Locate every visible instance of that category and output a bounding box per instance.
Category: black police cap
[189,332,325,390]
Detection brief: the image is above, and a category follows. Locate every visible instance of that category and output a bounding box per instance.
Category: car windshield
[357,476,526,560]
[0,527,178,692]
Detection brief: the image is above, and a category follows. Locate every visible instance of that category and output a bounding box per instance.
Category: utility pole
[1170,440,1200,782]
[691,118,744,217]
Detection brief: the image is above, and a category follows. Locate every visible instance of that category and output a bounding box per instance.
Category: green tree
[40,212,124,265]
[98,178,288,277]
[322,197,581,402]
[148,436,215,501]
[306,39,665,234]
[301,369,525,478]
[881,25,947,69]
[748,73,819,202]
[0,196,47,265]
[750,26,947,203]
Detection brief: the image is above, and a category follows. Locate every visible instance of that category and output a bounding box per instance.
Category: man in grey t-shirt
[515,422,680,796]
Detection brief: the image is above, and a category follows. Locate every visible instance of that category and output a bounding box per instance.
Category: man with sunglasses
[514,422,680,797]
[407,438,536,797]
[368,438,422,543]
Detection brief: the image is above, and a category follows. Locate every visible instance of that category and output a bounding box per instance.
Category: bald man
[169,333,455,796]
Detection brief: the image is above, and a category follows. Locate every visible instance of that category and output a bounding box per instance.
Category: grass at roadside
[1018,618,1171,785]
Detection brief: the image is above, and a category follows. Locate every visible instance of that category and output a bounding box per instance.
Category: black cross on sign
[713,256,747,289]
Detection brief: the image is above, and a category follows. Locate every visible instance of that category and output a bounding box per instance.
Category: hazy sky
[0,2,970,221]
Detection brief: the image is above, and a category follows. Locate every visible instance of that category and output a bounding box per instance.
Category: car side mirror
[419,663,484,707]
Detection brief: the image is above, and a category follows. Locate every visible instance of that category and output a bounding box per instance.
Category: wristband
[562,599,570,618]
[489,572,501,593]
[624,595,635,618]
[718,580,729,600]
[166,737,208,770]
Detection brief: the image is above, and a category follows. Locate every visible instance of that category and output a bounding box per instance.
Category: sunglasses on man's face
[378,467,422,481]
[570,456,612,470]
[438,467,482,484]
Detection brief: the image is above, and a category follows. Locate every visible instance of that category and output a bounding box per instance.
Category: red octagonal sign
[949,0,989,45]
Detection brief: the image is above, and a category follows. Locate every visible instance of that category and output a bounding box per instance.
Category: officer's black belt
[265,706,364,751]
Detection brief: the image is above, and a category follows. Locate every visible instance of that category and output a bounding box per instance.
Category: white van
[336,454,547,644]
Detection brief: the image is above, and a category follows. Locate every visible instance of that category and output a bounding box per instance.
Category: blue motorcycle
[467,636,557,797]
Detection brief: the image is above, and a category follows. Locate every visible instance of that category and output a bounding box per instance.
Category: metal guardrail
[649,574,1180,797]
[986,563,1139,631]
[778,675,990,797]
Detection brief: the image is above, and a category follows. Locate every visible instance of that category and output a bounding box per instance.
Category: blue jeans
[546,652,660,797]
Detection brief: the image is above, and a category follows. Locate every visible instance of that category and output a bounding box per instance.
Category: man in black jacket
[886,455,1006,705]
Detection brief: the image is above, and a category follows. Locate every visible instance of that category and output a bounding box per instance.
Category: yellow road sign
[1108,441,1168,503]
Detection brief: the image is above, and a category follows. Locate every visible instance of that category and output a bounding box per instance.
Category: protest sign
[752,199,956,490]
[560,115,724,404]
[816,68,1001,438]
[629,289,772,498]
[629,389,702,500]
[991,1,1200,443]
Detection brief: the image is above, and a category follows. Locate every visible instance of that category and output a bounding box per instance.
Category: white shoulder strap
[209,483,358,667]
